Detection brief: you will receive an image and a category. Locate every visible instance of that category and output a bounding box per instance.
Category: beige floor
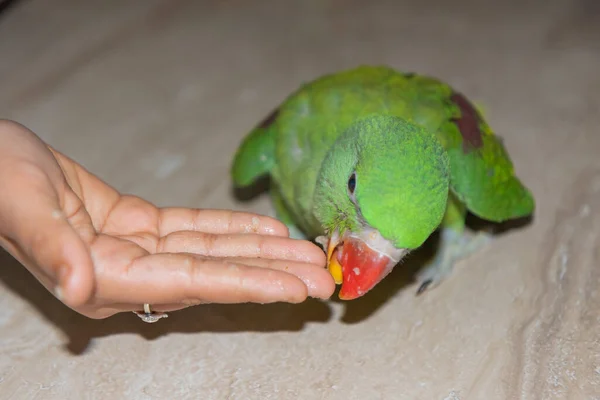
[1,0,599,399]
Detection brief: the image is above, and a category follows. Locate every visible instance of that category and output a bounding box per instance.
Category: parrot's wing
[377,69,535,223]
[438,91,535,222]
[231,108,278,187]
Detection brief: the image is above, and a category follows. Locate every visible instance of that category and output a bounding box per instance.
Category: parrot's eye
[347,172,356,195]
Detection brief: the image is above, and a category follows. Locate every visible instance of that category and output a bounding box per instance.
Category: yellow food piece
[328,253,343,284]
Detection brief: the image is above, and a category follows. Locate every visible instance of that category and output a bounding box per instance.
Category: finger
[224,257,335,299]
[96,253,310,305]
[0,162,95,307]
[157,208,290,237]
[80,254,338,317]
[100,251,334,299]
[156,231,327,265]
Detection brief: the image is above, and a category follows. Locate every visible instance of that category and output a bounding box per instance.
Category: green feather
[231,110,277,187]
[312,115,450,249]
[231,65,535,246]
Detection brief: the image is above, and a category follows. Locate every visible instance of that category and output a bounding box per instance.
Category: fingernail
[54,266,69,302]
[54,285,63,301]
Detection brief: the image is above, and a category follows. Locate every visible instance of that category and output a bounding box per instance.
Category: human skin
[0,120,335,319]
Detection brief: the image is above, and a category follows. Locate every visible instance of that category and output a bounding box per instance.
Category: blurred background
[0,1,599,399]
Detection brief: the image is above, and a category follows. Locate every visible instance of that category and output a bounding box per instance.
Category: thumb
[0,162,95,308]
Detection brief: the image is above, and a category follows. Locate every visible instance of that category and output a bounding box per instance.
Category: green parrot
[230,65,534,300]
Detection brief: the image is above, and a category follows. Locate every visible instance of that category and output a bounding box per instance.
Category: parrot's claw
[416,279,434,295]
[415,229,492,295]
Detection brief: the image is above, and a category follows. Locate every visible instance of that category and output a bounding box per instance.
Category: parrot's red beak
[324,230,404,300]
[337,237,397,300]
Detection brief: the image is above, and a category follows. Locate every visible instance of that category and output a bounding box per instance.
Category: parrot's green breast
[231,65,534,237]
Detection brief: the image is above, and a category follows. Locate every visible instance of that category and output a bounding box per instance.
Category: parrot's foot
[415,229,492,295]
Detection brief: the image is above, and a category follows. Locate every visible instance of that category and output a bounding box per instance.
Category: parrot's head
[314,115,450,300]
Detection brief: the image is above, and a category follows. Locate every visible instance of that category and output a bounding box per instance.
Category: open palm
[0,120,334,319]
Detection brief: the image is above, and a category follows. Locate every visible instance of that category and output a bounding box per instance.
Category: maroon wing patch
[450,92,484,153]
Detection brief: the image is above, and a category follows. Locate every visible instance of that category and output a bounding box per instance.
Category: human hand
[0,120,335,319]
